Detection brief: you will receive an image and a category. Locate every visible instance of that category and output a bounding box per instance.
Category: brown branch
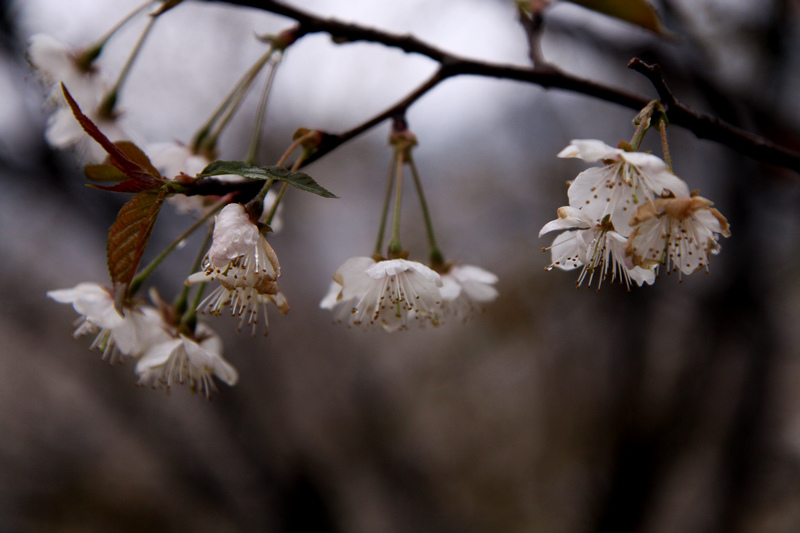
[628,58,800,173]
[202,0,800,174]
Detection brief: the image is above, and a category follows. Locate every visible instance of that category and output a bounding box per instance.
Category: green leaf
[564,0,666,35]
[107,188,166,290]
[262,166,338,198]
[199,160,338,199]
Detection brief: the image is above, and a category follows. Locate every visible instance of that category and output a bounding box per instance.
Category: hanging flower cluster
[37,3,312,397]
[321,257,443,331]
[540,119,730,288]
[321,257,498,331]
[320,124,499,331]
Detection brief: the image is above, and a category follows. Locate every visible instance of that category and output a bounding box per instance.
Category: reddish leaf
[84,163,127,182]
[107,188,166,289]
[91,180,159,193]
[60,84,162,188]
[114,141,162,179]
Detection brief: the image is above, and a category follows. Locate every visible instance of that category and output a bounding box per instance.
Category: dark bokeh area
[2,0,800,532]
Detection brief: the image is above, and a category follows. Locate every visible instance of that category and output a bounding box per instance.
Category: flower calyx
[292,128,325,157]
[389,128,418,157]
[258,26,300,52]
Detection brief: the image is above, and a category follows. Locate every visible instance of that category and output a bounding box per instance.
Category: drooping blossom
[47,282,168,363]
[135,322,238,399]
[28,34,129,161]
[437,264,499,322]
[539,206,655,289]
[560,139,690,235]
[626,194,730,276]
[187,203,288,335]
[321,257,442,331]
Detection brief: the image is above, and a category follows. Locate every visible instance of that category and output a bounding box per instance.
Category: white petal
[146,142,210,178]
[322,257,443,330]
[365,258,412,278]
[539,206,594,236]
[182,333,238,386]
[45,107,86,148]
[692,208,728,235]
[548,231,586,271]
[319,280,342,310]
[335,256,377,301]
[622,152,691,199]
[566,166,616,219]
[439,275,462,302]
[47,282,124,329]
[366,259,441,287]
[627,218,669,268]
[28,34,71,77]
[449,265,499,303]
[606,231,655,287]
[136,338,183,373]
[208,203,261,264]
[186,271,214,285]
[114,306,170,357]
[558,139,620,162]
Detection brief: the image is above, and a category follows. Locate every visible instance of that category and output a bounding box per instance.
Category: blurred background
[2,0,800,531]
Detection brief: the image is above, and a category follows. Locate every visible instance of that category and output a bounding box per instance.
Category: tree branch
[628,58,800,173]
[202,0,800,174]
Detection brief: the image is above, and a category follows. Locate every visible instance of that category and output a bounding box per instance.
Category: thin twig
[517,4,551,69]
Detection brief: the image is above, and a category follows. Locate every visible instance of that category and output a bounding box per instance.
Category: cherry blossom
[47,282,169,363]
[187,203,288,334]
[540,206,655,289]
[627,194,731,276]
[135,323,237,398]
[321,257,443,331]
[437,265,499,322]
[560,139,690,235]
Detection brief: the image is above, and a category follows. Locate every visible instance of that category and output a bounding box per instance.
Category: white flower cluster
[540,139,730,288]
[320,257,498,332]
[47,283,237,398]
[47,203,289,396]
